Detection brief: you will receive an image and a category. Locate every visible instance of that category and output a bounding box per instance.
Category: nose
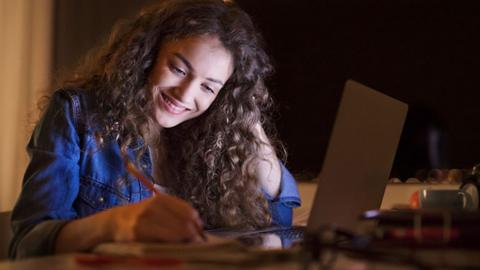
[172,79,197,105]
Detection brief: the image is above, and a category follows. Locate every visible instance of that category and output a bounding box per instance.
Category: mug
[417,189,473,210]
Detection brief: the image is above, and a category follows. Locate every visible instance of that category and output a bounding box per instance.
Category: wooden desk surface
[2,246,478,270]
[2,182,474,270]
[0,252,394,270]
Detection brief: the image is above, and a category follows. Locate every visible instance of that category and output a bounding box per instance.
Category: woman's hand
[55,193,204,254]
[109,193,204,242]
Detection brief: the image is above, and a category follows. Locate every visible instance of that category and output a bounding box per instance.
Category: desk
[2,182,476,269]
[0,252,417,270]
[293,182,317,226]
[380,183,460,209]
[294,181,463,224]
[3,245,478,270]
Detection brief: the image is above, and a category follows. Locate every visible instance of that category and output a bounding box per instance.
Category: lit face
[148,35,234,128]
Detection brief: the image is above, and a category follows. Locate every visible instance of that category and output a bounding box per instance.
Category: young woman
[9,0,301,259]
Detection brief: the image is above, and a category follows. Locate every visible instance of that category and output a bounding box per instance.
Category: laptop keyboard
[273,227,305,241]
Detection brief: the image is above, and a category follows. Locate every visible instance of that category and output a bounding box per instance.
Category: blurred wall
[42,0,480,180]
[0,0,53,211]
[238,0,480,179]
[53,0,158,76]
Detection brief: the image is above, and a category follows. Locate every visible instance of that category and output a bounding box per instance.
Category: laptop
[305,79,408,235]
[211,79,408,247]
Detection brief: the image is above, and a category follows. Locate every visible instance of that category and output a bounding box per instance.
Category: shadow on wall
[391,105,450,181]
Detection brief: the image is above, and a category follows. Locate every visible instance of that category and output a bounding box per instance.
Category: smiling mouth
[160,93,190,115]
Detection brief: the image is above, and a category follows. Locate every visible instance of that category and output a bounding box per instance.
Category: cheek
[198,95,218,113]
[148,65,171,88]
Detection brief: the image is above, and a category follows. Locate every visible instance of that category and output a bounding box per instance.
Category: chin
[154,111,198,128]
[157,120,180,128]
[155,115,187,128]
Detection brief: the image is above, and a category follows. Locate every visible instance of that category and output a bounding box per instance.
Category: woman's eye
[169,64,186,76]
[202,84,215,94]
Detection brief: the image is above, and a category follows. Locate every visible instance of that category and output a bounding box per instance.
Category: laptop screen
[307,80,408,233]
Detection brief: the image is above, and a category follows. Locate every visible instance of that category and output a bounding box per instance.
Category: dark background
[53,0,480,180]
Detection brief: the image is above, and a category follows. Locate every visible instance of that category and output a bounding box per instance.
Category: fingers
[134,215,201,242]
[117,194,205,243]
[152,194,205,233]
[155,194,201,221]
[154,194,206,242]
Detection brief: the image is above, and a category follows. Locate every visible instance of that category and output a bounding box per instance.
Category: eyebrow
[173,53,225,86]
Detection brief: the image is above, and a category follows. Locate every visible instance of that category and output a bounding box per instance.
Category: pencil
[123,157,208,241]
[124,158,159,195]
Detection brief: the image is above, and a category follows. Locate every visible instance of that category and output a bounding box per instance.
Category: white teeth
[162,94,187,114]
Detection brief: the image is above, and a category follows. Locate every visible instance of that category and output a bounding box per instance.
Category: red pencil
[124,158,159,195]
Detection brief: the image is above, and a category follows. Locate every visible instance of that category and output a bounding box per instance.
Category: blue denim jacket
[9,89,301,259]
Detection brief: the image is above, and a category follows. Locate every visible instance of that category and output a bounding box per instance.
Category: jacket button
[98,197,105,203]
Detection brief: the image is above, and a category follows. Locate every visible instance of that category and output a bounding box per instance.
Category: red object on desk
[410,191,420,208]
[75,254,184,267]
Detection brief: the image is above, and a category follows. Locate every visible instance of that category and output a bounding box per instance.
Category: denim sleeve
[265,163,302,227]
[9,91,81,259]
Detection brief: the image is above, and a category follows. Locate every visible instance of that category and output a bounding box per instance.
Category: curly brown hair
[62,0,284,229]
